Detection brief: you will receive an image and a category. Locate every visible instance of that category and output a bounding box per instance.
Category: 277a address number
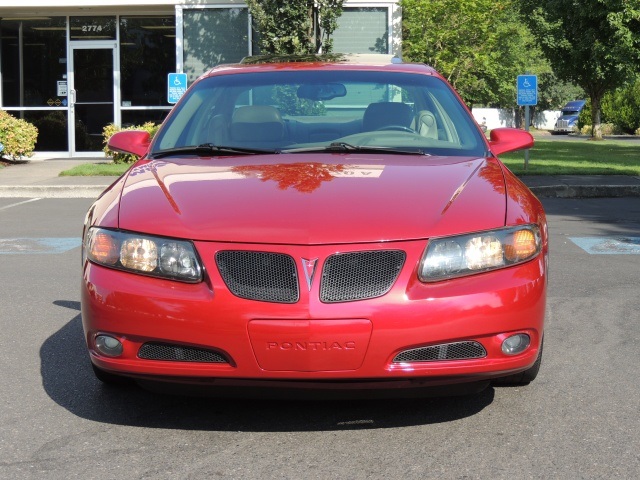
[81,25,104,32]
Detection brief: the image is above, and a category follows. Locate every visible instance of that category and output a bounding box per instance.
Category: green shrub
[103,122,159,164]
[602,78,640,134]
[580,123,620,136]
[0,110,38,160]
[578,101,589,130]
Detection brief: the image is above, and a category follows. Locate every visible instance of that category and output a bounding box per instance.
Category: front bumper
[81,239,546,388]
[554,119,577,133]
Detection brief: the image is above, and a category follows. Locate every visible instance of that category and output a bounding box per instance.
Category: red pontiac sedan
[81,55,547,396]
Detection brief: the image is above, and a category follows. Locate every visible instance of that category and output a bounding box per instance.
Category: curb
[0,185,107,199]
[1,184,640,200]
[528,185,640,198]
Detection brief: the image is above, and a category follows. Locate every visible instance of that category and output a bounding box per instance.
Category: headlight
[419,225,541,282]
[84,227,203,283]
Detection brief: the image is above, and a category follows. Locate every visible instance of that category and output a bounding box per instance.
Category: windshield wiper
[282,142,430,155]
[151,143,279,159]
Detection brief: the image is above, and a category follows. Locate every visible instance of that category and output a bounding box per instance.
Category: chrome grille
[557,119,569,129]
[216,251,299,303]
[138,343,228,363]
[320,250,405,303]
[393,341,487,363]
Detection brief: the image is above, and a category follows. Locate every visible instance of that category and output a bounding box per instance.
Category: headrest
[417,110,438,139]
[230,105,285,142]
[363,102,413,131]
[232,105,283,124]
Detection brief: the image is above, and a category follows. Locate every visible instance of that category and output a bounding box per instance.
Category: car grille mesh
[393,341,487,363]
[138,342,228,363]
[216,251,299,303]
[320,250,406,303]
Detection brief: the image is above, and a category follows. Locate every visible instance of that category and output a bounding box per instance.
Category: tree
[520,0,640,139]
[400,0,548,107]
[601,76,640,134]
[246,0,344,55]
[535,73,584,111]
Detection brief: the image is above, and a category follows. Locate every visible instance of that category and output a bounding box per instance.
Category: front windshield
[151,69,487,157]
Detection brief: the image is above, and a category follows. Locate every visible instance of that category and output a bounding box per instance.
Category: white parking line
[0,237,82,254]
[570,236,640,254]
[0,198,42,211]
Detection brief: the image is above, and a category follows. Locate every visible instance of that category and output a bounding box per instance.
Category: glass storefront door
[69,44,116,155]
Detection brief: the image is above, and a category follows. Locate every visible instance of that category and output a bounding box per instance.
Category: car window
[152,70,486,157]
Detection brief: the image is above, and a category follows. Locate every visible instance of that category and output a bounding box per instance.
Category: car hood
[117,154,507,244]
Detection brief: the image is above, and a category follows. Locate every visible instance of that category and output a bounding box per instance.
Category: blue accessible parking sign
[168,73,188,104]
[517,75,538,106]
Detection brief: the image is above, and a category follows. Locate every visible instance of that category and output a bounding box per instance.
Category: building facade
[0,0,401,157]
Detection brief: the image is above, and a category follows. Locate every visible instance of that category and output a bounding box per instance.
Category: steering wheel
[375,125,415,133]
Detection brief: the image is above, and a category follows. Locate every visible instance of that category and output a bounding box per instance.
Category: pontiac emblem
[301,258,318,291]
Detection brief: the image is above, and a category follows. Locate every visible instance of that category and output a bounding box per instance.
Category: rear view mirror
[297,83,347,101]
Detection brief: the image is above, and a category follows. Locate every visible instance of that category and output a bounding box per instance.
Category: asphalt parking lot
[1,196,639,479]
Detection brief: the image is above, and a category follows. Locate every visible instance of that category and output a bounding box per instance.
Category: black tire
[493,338,544,386]
[91,363,133,385]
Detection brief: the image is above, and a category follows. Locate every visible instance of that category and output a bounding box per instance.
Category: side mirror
[488,128,533,156]
[107,130,151,158]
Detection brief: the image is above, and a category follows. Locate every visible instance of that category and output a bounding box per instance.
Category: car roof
[241,53,403,65]
[202,53,439,78]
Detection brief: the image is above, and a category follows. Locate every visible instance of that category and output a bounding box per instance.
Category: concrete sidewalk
[1,157,640,199]
[0,158,114,198]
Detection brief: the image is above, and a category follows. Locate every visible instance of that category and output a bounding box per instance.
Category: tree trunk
[310,4,318,52]
[591,94,603,140]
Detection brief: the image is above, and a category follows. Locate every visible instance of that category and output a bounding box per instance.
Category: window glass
[183,8,249,84]
[122,110,170,128]
[332,8,389,54]
[26,110,69,151]
[0,17,67,107]
[152,70,485,156]
[69,16,116,40]
[120,16,176,107]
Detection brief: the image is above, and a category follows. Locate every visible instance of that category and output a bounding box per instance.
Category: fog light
[502,334,530,355]
[95,335,123,357]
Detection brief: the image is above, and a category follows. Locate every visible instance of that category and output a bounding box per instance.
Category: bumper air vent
[393,341,487,363]
[138,343,228,363]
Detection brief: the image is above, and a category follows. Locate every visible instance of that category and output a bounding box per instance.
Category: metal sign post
[517,74,538,171]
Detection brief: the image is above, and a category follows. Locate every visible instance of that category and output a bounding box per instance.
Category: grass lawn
[501,138,640,175]
[57,137,640,177]
[59,162,130,176]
